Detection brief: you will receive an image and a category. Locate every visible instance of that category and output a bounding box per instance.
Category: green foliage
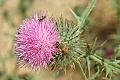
[51,17,77,73]
[70,0,96,30]
[71,0,120,79]
[51,0,97,79]
[88,66,99,80]
[51,0,120,80]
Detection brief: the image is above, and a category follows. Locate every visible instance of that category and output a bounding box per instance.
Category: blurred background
[0,0,120,80]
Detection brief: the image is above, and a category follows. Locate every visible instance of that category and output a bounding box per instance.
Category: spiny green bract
[50,16,88,74]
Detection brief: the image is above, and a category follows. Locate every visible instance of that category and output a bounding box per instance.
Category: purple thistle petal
[15,12,60,71]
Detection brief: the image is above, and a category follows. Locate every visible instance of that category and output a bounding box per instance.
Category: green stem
[89,54,120,73]
[77,61,88,80]
[89,55,102,64]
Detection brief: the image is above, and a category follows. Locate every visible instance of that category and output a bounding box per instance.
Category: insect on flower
[38,16,46,21]
[52,42,68,57]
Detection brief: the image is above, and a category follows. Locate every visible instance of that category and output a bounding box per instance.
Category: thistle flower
[106,48,114,56]
[15,12,60,71]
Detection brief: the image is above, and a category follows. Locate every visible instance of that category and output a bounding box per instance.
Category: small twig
[92,37,97,49]
[100,40,107,47]
[99,40,107,55]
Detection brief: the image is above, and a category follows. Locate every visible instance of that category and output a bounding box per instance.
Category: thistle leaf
[88,66,99,80]
[80,0,96,29]
[70,0,97,29]
[70,9,80,25]
[89,54,120,77]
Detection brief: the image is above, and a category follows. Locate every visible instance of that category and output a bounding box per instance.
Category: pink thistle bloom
[105,48,114,56]
[15,12,60,71]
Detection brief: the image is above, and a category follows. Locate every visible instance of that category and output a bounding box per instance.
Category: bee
[52,42,68,57]
[38,16,46,21]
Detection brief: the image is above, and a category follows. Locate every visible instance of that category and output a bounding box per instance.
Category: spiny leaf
[88,66,99,80]
[80,0,96,29]
[89,54,120,77]
[112,60,120,63]
[70,9,80,25]
[70,0,96,30]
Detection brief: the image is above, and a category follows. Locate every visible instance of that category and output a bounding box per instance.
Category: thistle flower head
[106,48,114,56]
[15,12,60,71]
